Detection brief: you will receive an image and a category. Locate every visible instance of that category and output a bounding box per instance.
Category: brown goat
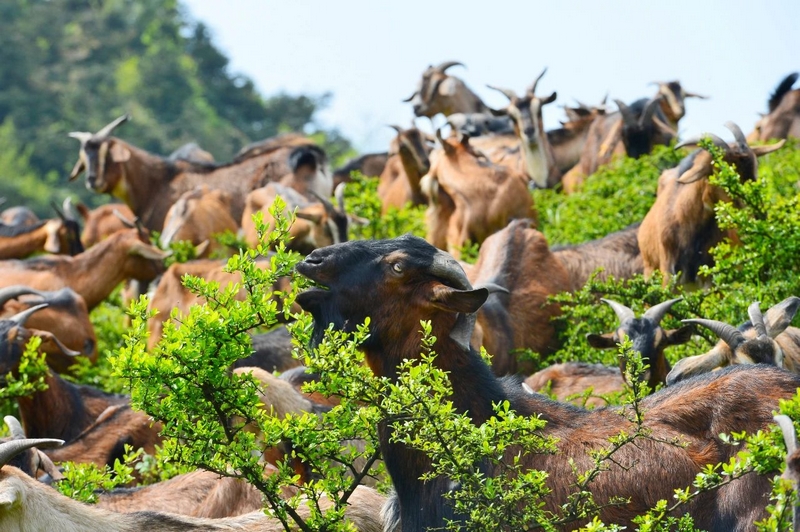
[0,285,96,372]
[667,296,800,385]
[44,404,162,470]
[638,122,785,285]
[0,228,169,310]
[296,235,800,530]
[484,68,562,188]
[467,219,571,375]
[75,202,137,248]
[527,298,693,407]
[68,115,330,232]
[421,133,536,258]
[333,152,390,187]
[749,72,800,142]
[241,182,354,254]
[1,416,62,482]
[551,222,643,291]
[403,61,489,117]
[377,125,432,213]
[0,207,83,260]
[0,439,387,532]
[159,186,239,258]
[146,258,295,349]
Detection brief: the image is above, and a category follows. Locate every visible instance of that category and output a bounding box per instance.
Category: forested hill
[0,0,350,214]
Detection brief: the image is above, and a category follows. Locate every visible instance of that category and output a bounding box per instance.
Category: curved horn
[93,114,130,140]
[67,131,92,144]
[8,303,49,327]
[775,414,798,456]
[486,85,517,102]
[4,416,25,440]
[528,67,548,96]
[0,286,46,308]
[615,99,636,126]
[600,298,635,324]
[435,61,464,73]
[639,97,662,127]
[309,190,335,215]
[112,208,137,228]
[388,125,403,134]
[723,121,749,151]
[61,197,78,222]
[402,91,418,103]
[675,133,730,152]
[0,439,64,469]
[748,301,768,338]
[428,249,472,291]
[643,297,683,324]
[682,318,745,350]
[334,183,346,213]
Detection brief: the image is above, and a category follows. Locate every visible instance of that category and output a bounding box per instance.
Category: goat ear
[665,348,727,386]
[751,139,786,157]
[764,296,800,338]
[542,91,557,105]
[109,142,131,163]
[438,77,458,97]
[488,106,508,117]
[430,285,488,314]
[676,165,709,184]
[586,332,617,349]
[296,211,323,224]
[665,324,695,346]
[194,240,210,257]
[32,329,82,357]
[43,220,62,253]
[68,158,86,181]
[0,483,21,508]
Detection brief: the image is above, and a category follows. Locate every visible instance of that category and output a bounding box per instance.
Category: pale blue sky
[182,0,800,154]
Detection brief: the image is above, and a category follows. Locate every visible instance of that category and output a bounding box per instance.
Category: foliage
[0,337,50,420]
[56,446,138,504]
[342,173,426,240]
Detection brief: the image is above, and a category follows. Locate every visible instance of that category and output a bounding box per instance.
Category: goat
[667,296,800,385]
[333,152,390,187]
[1,416,61,482]
[484,68,562,188]
[68,115,330,232]
[241,182,353,254]
[0,228,169,310]
[421,132,536,258]
[403,61,490,118]
[0,207,39,227]
[551,222,643,291]
[159,186,239,258]
[43,404,162,470]
[295,234,800,530]
[774,414,800,532]
[548,100,608,174]
[638,122,785,285]
[167,142,215,164]
[561,96,676,194]
[146,258,296,349]
[749,72,800,142]
[0,199,83,259]
[0,285,96,372]
[75,202,137,248]
[650,80,708,130]
[466,219,571,375]
[0,304,128,441]
[526,298,692,407]
[0,439,386,532]
[377,125,432,213]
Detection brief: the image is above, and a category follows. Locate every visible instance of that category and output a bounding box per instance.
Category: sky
[181,0,800,155]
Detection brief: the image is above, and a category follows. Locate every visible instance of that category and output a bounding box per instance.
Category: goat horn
[486,85,517,102]
[8,303,49,327]
[675,133,730,152]
[387,125,403,134]
[67,131,92,144]
[614,100,636,126]
[428,249,472,291]
[723,121,749,151]
[528,67,548,96]
[639,96,662,127]
[334,183,346,213]
[402,91,418,103]
[643,297,683,324]
[774,414,798,456]
[0,439,64,469]
[61,197,78,222]
[601,298,635,324]
[112,208,138,228]
[3,416,25,440]
[36,449,63,481]
[435,61,464,73]
[93,114,130,140]
[0,286,47,308]
[682,318,745,350]
[747,301,768,338]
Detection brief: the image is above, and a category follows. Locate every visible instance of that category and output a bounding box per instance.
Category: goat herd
[0,63,799,530]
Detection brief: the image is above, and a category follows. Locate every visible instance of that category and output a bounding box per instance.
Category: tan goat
[377,125,432,213]
[159,186,239,258]
[749,72,800,142]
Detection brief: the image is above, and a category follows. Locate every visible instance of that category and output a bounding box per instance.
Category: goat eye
[392,263,403,274]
